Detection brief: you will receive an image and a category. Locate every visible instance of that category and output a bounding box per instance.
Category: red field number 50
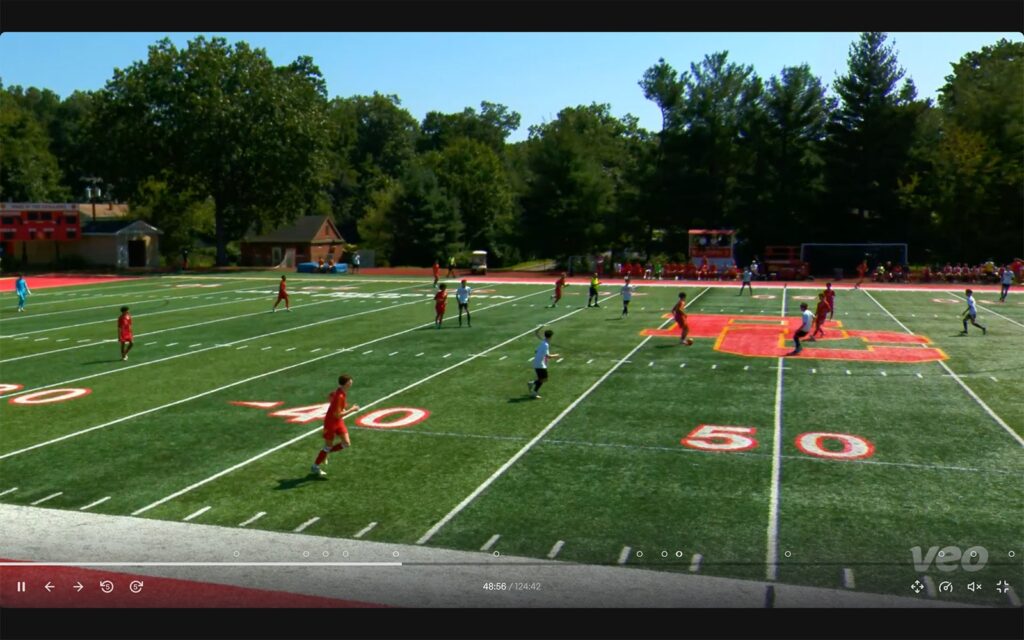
[681,425,875,460]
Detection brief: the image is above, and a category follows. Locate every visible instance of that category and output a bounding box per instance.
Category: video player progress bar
[0,562,402,567]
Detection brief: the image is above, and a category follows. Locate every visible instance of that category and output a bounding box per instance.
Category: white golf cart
[470,250,488,275]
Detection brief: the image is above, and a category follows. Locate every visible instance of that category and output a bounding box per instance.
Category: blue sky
[1,33,1019,142]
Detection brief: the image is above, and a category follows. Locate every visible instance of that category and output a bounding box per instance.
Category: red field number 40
[681,425,875,460]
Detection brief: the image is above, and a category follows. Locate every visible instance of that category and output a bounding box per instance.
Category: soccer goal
[272,248,296,270]
[800,243,908,278]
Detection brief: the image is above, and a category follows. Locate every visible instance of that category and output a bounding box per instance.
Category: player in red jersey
[310,374,359,477]
[432,260,441,289]
[118,306,134,361]
[810,292,829,340]
[823,282,836,320]
[548,273,567,308]
[854,259,868,289]
[672,292,693,346]
[434,283,448,328]
[272,275,291,312]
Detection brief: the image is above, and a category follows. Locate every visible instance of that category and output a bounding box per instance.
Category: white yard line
[946,292,1024,329]
[689,553,703,573]
[0,487,18,497]
[293,517,320,533]
[416,289,708,545]
[0,287,429,401]
[0,286,258,322]
[354,522,378,538]
[480,534,501,552]
[843,568,856,589]
[0,295,268,347]
[863,290,1024,448]
[183,506,211,522]
[238,512,266,527]
[766,292,787,582]
[6,288,544,458]
[30,492,63,506]
[128,288,560,515]
[79,497,111,511]
[617,547,631,565]
[547,540,565,559]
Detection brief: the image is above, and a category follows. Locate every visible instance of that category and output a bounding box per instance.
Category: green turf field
[1,273,1021,606]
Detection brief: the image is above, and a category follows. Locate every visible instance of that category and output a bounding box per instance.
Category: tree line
[1,33,1020,267]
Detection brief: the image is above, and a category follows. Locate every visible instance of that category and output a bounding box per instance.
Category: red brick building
[240,216,345,267]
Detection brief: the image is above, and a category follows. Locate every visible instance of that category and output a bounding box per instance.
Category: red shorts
[277,293,289,301]
[435,304,446,314]
[323,422,348,442]
[675,316,688,330]
[816,314,827,325]
[119,332,133,342]
[554,289,563,300]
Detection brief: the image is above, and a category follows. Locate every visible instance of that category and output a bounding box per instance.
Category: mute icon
[967,581,981,592]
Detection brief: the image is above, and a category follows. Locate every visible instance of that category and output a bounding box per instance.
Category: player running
[272,275,291,312]
[455,279,472,327]
[311,374,360,478]
[587,273,601,307]
[999,266,1013,302]
[118,306,134,361]
[528,327,560,399]
[810,292,829,341]
[434,283,448,328]
[789,302,814,355]
[672,292,693,346]
[620,276,636,318]
[854,258,868,289]
[960,289,987,336]
[824,282,836,319]
[432,260,441,289]
[14,274,31,312]
[446,255,456,278]
[549,273,567,308]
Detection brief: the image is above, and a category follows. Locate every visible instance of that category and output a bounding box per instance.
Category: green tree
[92,36,330,265]
[521,104,646,260]
[742,64,833,248]
[426,137,515,253]
[128,177,216,261]
[388,162,462,265]
[324,93,419,242]
[419,101,521,153]
[824,33,921,242]
[0,88,67,201]
[937,39,1023,260]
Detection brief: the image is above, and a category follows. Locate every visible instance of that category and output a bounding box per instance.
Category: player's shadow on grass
[275,475,327,490]
[80,359,124,365]
[507,396,536,404]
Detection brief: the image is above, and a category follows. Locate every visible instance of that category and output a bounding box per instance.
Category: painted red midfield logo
[643,314,947,363]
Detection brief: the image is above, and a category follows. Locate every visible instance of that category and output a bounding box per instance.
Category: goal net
[273,248,296,270]
[800,243,908,277]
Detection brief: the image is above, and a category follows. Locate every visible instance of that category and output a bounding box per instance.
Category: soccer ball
[685,339,694,346]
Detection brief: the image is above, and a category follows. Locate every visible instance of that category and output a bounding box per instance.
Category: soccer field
[1,273,1022,607]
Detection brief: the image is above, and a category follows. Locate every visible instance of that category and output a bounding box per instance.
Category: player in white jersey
[999,267,1014,302]
[619,276,636,318]
[788,302,815,355]
[738,267,753,295]
[528,327,560,399]
[960,289,987,335]
[455,279,472,327]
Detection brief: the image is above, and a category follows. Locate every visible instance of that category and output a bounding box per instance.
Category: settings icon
[910,580,925,594]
